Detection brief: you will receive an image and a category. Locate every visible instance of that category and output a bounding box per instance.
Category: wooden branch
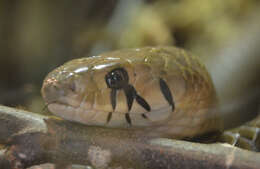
[0,105,46,144]
[0,105,260,169]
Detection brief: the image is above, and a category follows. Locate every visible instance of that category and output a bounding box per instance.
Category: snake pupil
[105,68,129,89]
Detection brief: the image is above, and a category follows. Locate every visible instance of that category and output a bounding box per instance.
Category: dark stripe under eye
[125,113,132,125]
[136,95,151,112]
[159,78,175,111]
[123,85,136,111]
[110,89,117,110]
[107,112,112,123]
[142,113,148,119]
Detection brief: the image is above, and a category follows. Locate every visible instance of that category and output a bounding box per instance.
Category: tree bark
[0,105,260,169]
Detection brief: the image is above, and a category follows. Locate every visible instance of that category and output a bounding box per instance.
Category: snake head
[41,51,173,128]
[41,56,140,126]
[41,47,220,139]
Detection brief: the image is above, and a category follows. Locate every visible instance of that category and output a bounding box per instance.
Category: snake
[41,46,259,147]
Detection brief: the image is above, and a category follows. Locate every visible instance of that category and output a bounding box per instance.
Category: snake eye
[105,68,129,89]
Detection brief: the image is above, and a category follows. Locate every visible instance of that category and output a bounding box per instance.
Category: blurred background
[0,0,260,115]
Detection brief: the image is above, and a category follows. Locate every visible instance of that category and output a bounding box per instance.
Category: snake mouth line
[47,100,174,128]
[47,102,102,125]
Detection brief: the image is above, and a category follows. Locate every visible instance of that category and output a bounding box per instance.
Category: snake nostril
[42,79,65,103]
[68,82,76,92]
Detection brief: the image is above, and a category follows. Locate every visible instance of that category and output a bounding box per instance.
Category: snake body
[41,46,222,139]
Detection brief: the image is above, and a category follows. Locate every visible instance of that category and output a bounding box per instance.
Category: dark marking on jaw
[141,113,148,119]
[123,85,136,111]
[123,84,151,112]
[136,95,151,112]
[111,89,117,110]
[125,113,132,125]
[159,78,175,111]
[107,112,112,123]
[107,89,116,124]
